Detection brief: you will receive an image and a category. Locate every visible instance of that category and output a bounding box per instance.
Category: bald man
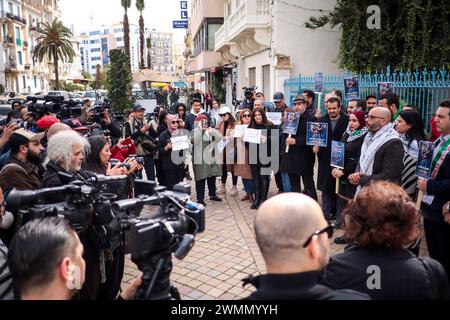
[47,123,72,140]
[244,193,369,300]
[348,107,404,191]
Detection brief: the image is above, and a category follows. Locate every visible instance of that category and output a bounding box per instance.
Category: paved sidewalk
[122,176,428,300]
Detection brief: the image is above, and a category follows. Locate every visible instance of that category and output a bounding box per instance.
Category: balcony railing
[215,25,225,51]
[4,62,17,70]
[228,0,270,41]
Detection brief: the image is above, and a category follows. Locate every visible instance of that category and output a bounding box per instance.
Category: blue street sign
[181,10,188,19]
[173,20,188,29]
[180,1,187,9]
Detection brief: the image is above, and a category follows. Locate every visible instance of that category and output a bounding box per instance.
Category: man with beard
[0,128,45,245]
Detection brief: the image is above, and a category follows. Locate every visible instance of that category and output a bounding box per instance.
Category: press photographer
[125,104,158,181]
[79,101,122,140]
[239,86,257,110]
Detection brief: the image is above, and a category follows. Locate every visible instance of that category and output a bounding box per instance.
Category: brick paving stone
[122,174,429,300]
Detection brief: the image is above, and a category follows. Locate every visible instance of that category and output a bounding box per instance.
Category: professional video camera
[26,95,63,119]
[112,182,205,300]
[6,173,128,232]
[242,86,257,109]
[59,100,83,119]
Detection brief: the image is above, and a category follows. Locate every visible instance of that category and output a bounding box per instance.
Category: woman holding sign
[218,107,238,196]
[394,110,426,198]
[331,111,367,235]
[246,109,272,209]
[190,114,223,206]
[234,109,254,203]
[157,114,187,190]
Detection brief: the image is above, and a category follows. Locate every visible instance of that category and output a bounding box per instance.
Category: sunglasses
[220,114,229,117]
[242,114,251,118]
[302,224,334,248]
[171,120,180,124]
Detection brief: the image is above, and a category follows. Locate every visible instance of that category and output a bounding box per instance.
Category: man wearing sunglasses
[244,193,369,300]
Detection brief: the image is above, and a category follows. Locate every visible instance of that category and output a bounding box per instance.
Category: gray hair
[46,130,90,171]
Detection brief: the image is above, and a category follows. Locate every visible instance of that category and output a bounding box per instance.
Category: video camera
[6,173,128,232]
[111,182,205,300]
[242,86,257,109]
[59,100,83,119]
[26,95,63,119]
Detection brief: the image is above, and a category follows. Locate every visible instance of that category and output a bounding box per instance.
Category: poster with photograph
[306,122,328,147]
[314,72,324,93]
[331,141,345,169]
[377,82,394,102]
[283,112,301,135]
[416,141,435,179]
[344,76,360,100]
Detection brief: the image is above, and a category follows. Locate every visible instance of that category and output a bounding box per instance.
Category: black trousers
[251,165,270,203]
[274,171,284,192]
[164,168,185,190]
[155,159,166,186]
[288,173,317,200]
[424,218,450,279]
[196,177,217,201]
[221,165,238,186]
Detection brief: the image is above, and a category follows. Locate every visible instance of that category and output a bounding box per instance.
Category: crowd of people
[0,85,449,300]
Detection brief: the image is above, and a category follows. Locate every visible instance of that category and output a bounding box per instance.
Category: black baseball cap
[273,92,285,103]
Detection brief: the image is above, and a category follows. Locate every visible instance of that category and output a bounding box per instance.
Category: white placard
[266,112,282,125]
[244,128,261,144]
[217,139,229,154]
[233,125,248,138]
[170,136,189,151]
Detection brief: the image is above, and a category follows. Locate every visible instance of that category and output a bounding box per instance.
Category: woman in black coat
[331,111,367,230]
[246,109,272,209]
[158,114,186,190]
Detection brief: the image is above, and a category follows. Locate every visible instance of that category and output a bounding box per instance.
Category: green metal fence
[284,66,450,131]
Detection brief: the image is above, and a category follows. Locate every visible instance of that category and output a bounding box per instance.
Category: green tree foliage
[106,49,133,112]
[136,0,146,69]
[121,0,132,63]
[305,0,450,72]
[33,19,76,90]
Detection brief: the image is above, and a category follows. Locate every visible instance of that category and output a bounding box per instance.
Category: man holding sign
[280,95,317,199]
[418,100,450,278]
[313,97,349,221]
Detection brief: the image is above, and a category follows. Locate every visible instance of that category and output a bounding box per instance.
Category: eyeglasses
[366,115,385,120]
[171,120,180,124]
[302,224,334,248]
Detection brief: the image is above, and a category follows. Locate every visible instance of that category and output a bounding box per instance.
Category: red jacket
[110,143,137,162]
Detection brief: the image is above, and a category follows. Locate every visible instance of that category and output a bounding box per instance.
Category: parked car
[47,91,70,100]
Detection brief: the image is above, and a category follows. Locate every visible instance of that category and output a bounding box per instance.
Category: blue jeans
[281,172,291,193]
[242,179,254,195]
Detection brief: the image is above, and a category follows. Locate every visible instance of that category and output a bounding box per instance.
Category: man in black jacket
[418,100,450,278]
[184,99,211,131]
[313,98,349,220]
[244,193,369,300]
[349,107,404,191]
[125,104,158,181]
[281,95,317,200]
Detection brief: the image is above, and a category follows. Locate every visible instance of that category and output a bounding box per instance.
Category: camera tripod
[133,251,181,300]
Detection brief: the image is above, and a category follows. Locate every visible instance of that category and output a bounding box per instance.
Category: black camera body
[60,100,83,119]
[26,96,63,119]
[110,159,131,171]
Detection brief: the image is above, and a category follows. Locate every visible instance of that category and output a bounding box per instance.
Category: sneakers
[230,186,238,196]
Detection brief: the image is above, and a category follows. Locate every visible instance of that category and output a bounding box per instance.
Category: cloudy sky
[59,0,188,43]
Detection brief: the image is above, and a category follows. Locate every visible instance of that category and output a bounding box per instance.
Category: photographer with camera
[125,104,158,182]
[81,102,122,140]
[78,99,93,125]
[0,188,14,300]
[239,87,257,111]
[7,217,141,300]
[41,130,104,300]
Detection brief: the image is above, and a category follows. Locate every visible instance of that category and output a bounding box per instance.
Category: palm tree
[33,19,75,90]
[136,0,146,69]
[146,37,152,69]
[121,0,132,60]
